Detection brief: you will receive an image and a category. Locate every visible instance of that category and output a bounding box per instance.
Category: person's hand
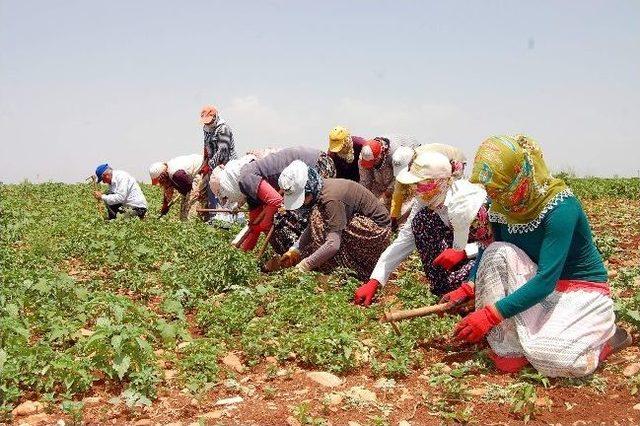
[454,306,502,343]
[390,217,399,233]
[433,248,467,270]
[200,163,212,176]
[439,282,475,307]
[280,248,301,268]
[93,191,103,200]
[354,279,380,307]
[296,259,310,272]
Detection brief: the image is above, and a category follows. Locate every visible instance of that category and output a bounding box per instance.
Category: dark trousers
[105,203,147,220]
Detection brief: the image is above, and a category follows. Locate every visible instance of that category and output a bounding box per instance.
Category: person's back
[318,178,390,229]
[110,170,147,209]
[167,154,202,178]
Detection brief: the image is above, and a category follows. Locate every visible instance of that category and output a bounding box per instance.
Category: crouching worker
[278,161,392,280]
[210,147,336,254]
[389,143,467,231]
[148,154,205,220]
[354,151,490,306]
[446,134,630,377]
[93,163,147,220]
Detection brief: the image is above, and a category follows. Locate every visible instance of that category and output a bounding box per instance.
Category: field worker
[93,163,148,220]
[197,105,238,219]
[389,143,467,231]
[148,154,205,220]
[358,135,418,217]
[327,126,367,182]
[354,151,490,306]
[447,134,629,377]
[211,147,336,253]
[279,161,392,280]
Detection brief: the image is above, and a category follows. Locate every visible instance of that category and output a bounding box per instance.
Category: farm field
[1,178,640,425]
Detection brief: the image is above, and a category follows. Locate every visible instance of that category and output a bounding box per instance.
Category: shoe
[599,326,632,361]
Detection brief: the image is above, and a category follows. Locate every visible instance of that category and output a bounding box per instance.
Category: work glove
[390,217,399,233]
[439,282,475,307]
[454,306,502,343]
[354,279,380,307]
[433,248,467,270]
[280,248,301,268]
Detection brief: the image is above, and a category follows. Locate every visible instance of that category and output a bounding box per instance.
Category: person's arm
[255,179,282,227]
[101,174,127,205]
[494,204,578,319]
[300,199,346,269]
[389,182,404,219]
[293,225,312,252]
[209,125,234,167]
[369,200,420,285]
[302,231,342,270]
[199,144,211,175]
[160,185,175,215]
[359,165,373,191]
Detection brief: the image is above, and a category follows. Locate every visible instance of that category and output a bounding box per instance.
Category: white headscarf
[445,180,487,250]
[210,154,256,204]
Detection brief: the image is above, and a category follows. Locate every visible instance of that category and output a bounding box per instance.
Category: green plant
[177,339,221,392]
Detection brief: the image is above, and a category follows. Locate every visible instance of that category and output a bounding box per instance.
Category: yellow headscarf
[470,135,571,232]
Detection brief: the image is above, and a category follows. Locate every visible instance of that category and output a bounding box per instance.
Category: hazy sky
[1,1,639,183]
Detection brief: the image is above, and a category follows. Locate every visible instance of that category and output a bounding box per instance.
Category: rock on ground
[12,401,43,417]
[306,371,343,388]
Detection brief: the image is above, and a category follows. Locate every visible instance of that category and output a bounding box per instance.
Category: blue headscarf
[95,163,109,182]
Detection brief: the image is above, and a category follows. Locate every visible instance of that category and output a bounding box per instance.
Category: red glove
[454,306,502,343]
[354,279,380,306]
[439,282,475,306]
[433,248,467,270]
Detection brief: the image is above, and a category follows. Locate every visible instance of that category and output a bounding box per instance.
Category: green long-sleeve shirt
[470,195,607,319]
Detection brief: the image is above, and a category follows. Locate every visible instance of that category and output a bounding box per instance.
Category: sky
[1,0,639,183]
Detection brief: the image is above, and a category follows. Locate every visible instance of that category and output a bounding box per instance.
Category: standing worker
[148,153,205,220]
[93,163,147,220]
[198,105,238,219]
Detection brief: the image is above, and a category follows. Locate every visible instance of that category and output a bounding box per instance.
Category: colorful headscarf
[470,135,571,232]
[305,166,324,199]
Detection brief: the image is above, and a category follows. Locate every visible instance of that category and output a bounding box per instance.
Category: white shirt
[370,193,479,286]
[101,170,148,209]
[167,154,202,178]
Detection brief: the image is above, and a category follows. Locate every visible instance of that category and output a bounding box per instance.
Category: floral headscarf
[305,166,324,200]
[470,135,570,232]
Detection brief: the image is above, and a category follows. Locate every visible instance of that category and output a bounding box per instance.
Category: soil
[9,199,640,426]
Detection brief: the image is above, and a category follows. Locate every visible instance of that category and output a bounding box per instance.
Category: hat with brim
[279,160,309,210]
[392,146,415,177]
[95,163,109,182]
[329,137,346,153]
[200,105,218,125]
[396,151,452,185]
[359,140,382,169]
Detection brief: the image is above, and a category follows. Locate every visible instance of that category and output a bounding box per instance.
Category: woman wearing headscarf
[446,134,629,377]
[353,151,491,306]
[278,161,392,280]
[358,135,417,212]
[327,126,368,182]
[388,143,467,231]
[210,147,336,253]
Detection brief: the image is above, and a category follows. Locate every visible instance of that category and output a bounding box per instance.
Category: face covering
[337,139,355,163]
[416,178,451,210]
